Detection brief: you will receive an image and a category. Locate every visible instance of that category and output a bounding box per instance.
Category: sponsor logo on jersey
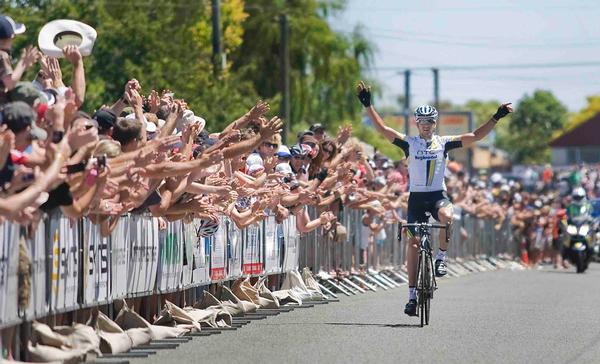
[415,148,438,160]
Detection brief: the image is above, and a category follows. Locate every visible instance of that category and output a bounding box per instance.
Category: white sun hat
[125,112,156,133]
[178,110,206,133]
[38,19,97,58]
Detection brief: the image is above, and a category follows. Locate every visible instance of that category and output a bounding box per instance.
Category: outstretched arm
[460,103,512,148]
[63,46,85,107]
[221,100,270,135]
[356,81,404,142]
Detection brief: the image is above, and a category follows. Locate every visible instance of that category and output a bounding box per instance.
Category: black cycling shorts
[407,190,451,224]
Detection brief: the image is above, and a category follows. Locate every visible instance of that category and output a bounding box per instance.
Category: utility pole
[432,68,439,108]
[211,0,222,76]
[280,14,291,144]
[404,69,411,112]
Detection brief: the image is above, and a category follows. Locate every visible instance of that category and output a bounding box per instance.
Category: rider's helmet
[571,187,587,205]
[196,218,220,237]
[414,105,438,123]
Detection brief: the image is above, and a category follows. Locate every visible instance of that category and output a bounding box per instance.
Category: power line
[360,26,595,43]
[368,61,600,72]
[369,33,600,49]
[345,3,600,13]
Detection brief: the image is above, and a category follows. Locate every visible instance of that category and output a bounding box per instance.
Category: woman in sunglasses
[308,138,337,180]
[356,80,512,317]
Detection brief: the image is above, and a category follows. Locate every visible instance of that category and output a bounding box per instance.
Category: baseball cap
[300,134,318,145]
[275,162,293,175]
[248,164,265,175]
[1,101,47,140]
[0,15,25,40]
[309,123,325,133]
[93,109,117,131]
[297,130,314,139]
[246,153,264,167]
[276,145,291,158]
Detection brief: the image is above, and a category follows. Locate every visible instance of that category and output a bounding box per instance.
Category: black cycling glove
[493,104,511,121]
[357,84,372,107]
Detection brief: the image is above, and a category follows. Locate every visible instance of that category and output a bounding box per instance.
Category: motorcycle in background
[564,216,595,273]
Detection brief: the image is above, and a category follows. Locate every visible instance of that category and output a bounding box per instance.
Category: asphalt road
[129,263,600,364]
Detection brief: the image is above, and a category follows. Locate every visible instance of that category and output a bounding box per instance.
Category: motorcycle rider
[566,187,592,222]
[564,187,595,272]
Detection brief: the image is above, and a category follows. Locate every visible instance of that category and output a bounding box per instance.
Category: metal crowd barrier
[297,206,517,274]
[0,212,299,329]
[0,205,516,328]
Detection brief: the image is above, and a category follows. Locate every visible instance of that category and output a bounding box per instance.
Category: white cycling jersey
[393,134,462,193]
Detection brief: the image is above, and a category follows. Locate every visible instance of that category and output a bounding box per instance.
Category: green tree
[2,0,374,135]
[1,0,257,130]
[233,0,374,136]
[502,90,567,164]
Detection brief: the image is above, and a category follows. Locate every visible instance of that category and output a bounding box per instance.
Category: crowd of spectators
[0,14,420,360]
[441,163,600,269]
[0,14,410,254]
[2,13,599,275]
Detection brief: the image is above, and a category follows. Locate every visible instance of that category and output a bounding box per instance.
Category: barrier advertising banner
[242,222,263,275]
[157,220,183,292]
[190,219,210,286]
[226,219,243,279]
[127,215,142,295]
[127,215,159,295]
[264,216,281,274]
[27,219,47,318]
[210,219,227,281]
[181,222,195,287]
[49,216,80,311]
[141,216,160,294]
[283,215,299,271]
[110,217,129,299]
[0,221,19,324]
[82,220,110,306]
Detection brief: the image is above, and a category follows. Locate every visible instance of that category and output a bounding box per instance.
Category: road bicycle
[400,222,447,327]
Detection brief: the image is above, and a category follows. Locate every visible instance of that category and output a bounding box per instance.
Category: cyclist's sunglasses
[416,118,436,125]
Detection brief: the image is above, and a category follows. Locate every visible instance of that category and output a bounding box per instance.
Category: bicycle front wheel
[418,251,427,327]
[424,252,432,325]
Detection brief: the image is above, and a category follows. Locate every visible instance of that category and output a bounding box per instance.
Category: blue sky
[329,0,600,112]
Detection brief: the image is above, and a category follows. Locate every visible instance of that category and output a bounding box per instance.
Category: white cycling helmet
[196,218,220,237]
[571,187,586,203]
[414,105,438,122]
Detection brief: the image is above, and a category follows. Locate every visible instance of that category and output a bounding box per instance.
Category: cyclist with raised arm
[356,81,512,316]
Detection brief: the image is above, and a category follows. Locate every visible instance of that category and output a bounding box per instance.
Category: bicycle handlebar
[400,222,447,230]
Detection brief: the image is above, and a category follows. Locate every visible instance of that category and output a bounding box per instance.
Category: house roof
[550,113,600,147]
